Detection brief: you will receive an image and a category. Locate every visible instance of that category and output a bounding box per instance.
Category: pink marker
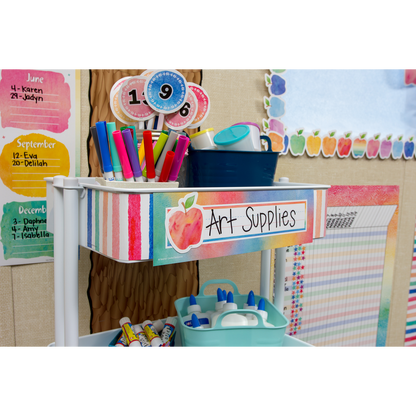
[168,135,189,182]
[112,130,134,182]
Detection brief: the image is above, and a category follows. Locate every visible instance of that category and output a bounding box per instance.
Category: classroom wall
[1,69,412,346]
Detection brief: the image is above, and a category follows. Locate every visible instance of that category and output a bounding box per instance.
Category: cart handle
[197,279,241,297]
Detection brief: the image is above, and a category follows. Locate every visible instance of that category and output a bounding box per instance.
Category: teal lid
[213,125,249,146]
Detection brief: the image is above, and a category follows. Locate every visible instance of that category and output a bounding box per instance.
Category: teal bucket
[174,279,289,347]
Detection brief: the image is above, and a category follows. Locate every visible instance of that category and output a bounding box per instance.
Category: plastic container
[214,125,253,151]
[186,136,278,187]
[232,122,261,151]
[189,128,217,149]
[175,279,289,347]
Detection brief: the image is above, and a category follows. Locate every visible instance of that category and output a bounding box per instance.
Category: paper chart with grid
[283,205,397,347]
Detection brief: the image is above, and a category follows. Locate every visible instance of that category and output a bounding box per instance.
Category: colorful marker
[158,150,175,182]
[168,135,189,182]
[106,122,124,181]
[90,126,104,175]
[112,130,134,182]
[121,126,139,158]
[122,128,144,182]
[143,131,169,178]
[95,121,115,181]
[154,130,183,181]
[143,130,155,182]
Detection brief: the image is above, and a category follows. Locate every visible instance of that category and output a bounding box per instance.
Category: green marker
[106,122,123,181]
[143,132,169,178]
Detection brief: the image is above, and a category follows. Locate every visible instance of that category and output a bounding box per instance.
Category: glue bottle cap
[257,298,268,320]
[191,313,202,328]
[217,288,224,302]
[187,294,201,314]
[223,291,237,311]
[248,291,255,307]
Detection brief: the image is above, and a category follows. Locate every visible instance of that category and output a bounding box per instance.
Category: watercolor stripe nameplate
[84,189,152,261]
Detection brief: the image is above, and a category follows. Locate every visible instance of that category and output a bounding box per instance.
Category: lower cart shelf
[48,327,313,347]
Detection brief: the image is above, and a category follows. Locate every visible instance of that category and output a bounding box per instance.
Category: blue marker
[90,126,104,175]
[106,122,123,181]
[95,121,115,181]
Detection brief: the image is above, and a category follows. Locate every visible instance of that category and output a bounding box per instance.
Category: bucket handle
[213,309,268,329]
[197,279,241,298]
[260,135,273,152]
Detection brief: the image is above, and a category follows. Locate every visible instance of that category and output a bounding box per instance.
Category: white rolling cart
[45,176,329,347]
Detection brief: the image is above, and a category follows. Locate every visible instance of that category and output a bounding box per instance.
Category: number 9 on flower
[144,69,189,114]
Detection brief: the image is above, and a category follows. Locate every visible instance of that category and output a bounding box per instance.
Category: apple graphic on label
[306,130,321,156]
[337,132,352,157]
[392,135,404,159]
[379,134,393,159]
[404,137,415,159]
[166,193,204,253]
[290,129,306,155]
[366,133,380,159]
[322,131,337,157]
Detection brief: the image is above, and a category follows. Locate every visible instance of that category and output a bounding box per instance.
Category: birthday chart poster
[0,70,80,266]
[281,185,399,347]
[153,189,314,266]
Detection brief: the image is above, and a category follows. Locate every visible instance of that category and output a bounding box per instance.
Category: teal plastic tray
[174,279,289,347]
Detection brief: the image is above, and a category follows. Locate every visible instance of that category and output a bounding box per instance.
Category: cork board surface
[0,266,14,346]
[87,70,200,334]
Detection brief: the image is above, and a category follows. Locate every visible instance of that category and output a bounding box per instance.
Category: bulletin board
[259,69,416,346]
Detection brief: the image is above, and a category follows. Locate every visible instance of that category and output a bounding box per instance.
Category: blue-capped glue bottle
[247,298,274,327]
[191,313,204,329]
[211,291,248,328]
[244,291,258,321]
[183,294,210,328]
[206,288,227,320]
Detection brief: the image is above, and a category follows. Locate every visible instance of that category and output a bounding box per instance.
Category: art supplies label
[0,200,53,260]
[184,317,209,327]
[153,189,315,266]
[166,193,307,253]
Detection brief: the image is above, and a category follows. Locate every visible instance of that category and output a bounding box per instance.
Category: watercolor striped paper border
[404,218,416,346]
[85,189,153,261]
[313,189,327,239]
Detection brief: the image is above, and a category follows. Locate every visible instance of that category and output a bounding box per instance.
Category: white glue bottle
[183,294,210,328]
[191,313,204,329]
[211,291,248,328]
[206,288,227,320]
[244,291,258,321]
[251,298,274,328]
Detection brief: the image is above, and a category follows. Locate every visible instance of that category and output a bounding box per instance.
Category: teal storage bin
[174,279,289,347]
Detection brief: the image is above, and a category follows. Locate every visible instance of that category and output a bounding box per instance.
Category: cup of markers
[92,118,191,185]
